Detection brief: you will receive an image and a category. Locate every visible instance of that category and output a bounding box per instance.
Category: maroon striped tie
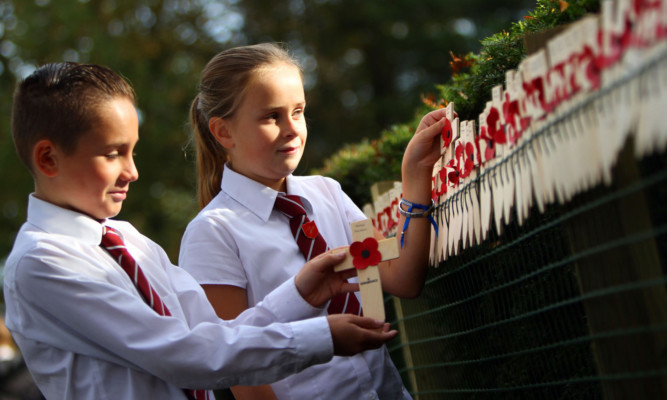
[274,194,361,315]
[101,226,209,400]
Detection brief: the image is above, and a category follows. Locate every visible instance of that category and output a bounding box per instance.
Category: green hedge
[313,0,600,206]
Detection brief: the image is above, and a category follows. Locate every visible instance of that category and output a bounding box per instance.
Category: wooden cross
[330,219,399,321]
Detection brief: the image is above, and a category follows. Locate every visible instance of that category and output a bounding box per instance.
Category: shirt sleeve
[340,186,368,223]
[168,262,326,327]
[179,216,248,288]
[11,242,333,390]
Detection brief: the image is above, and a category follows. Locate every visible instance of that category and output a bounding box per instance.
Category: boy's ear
[33,139,60,177]
[209,117,234,149]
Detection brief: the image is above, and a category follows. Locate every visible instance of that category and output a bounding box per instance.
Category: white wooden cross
[330,219,399,321]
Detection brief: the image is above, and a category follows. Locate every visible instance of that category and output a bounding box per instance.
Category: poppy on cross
[331,219,399,321]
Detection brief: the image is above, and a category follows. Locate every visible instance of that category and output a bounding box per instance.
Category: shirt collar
[26,194,105,245]
[220,164,314,221]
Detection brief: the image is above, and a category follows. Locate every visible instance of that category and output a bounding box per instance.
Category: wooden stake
[331,219,399,321]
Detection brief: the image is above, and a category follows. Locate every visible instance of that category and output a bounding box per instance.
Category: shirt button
[366,393,378,400]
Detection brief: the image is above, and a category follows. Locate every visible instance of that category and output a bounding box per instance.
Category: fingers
[337,280,359,294]
[417,108,448,131]
[340,268,357,280]
[328,314,398,356]
[294,247,364,308]
[421,115,447,139]
[294,250,348,307]
[308,250,347,272]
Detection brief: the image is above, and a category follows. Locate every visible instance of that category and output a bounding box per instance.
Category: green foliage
[317,0,600,206]
[316,123,416,206]
[0,0,550,260]
[238,0,536,169]
[0,0,219,261]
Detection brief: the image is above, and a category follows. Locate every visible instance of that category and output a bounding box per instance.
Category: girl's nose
[283,116,304,138]
[123,156,139,182]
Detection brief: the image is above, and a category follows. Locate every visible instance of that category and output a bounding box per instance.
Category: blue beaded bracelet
[398,198,438,248]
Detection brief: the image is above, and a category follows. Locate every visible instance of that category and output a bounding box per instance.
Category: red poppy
[580,45,601,90]
[523,77,547,113]
[438,168,448,196]
[302,221,319,239]
[502,93,522,144]
[386,206,397,232]
[479,126,496,162]
[350,238,382,270]
[460,142,475,178]
[486,106,506,144]
[446,158,460,186]
[441,118,453,148]
[391,198,399,219]
[432,167,448,200]
[455,142,464,161]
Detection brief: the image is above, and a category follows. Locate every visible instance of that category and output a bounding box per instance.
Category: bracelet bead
[398,198,434,218]
[398,198,438,248]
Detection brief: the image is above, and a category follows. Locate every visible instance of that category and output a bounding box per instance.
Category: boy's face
[223,63,307,191]
[42,97,139,221]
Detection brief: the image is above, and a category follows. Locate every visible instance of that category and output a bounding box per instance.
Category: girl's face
[221,63,307,192]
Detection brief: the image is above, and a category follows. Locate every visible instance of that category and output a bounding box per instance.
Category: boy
[3,62,396,399]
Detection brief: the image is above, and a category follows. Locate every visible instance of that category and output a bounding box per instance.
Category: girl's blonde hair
[190,42,301,209]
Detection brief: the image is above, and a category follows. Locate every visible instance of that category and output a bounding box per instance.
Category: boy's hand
[326,314,398,356]
[294,249,358,307]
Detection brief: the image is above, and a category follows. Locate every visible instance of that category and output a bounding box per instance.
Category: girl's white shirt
[180,165,412,400]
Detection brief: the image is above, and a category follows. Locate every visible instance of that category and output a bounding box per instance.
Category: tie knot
[101,226,124,249]
[274,194,306,219]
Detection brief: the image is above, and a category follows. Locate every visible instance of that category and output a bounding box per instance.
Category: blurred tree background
[0,0,534,262]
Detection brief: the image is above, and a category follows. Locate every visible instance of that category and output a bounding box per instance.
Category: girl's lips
[279,146,298,154]
[109,191,127,201]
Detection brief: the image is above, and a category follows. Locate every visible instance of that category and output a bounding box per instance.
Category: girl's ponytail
[190,95,227,208]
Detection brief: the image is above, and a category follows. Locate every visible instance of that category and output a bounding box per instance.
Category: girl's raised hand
[401,108,450,197]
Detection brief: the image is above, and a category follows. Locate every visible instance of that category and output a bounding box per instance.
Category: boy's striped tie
[101,226,209,400]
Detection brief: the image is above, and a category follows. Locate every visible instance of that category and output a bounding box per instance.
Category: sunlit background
[0,0,533,262]
[0,2,533,395]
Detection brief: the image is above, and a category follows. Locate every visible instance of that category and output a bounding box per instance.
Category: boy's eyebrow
[103,142,130,148]
[102,140,138,149]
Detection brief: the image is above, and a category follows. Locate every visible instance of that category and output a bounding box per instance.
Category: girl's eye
[105,152,119,159]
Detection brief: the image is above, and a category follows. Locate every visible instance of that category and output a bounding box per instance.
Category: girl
[180,43,447,400]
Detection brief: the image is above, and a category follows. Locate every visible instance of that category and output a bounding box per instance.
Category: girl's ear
[33,139,59,178]
[209,117,234,149]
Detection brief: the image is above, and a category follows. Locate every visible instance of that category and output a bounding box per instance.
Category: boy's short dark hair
[11,62,136,174]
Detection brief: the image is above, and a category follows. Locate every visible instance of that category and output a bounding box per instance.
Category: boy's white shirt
[3,194,333,400]
[179,165,412,400]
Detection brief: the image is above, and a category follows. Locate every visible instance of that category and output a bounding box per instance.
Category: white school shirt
[3,194,333,400]
[179,166,411,400]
